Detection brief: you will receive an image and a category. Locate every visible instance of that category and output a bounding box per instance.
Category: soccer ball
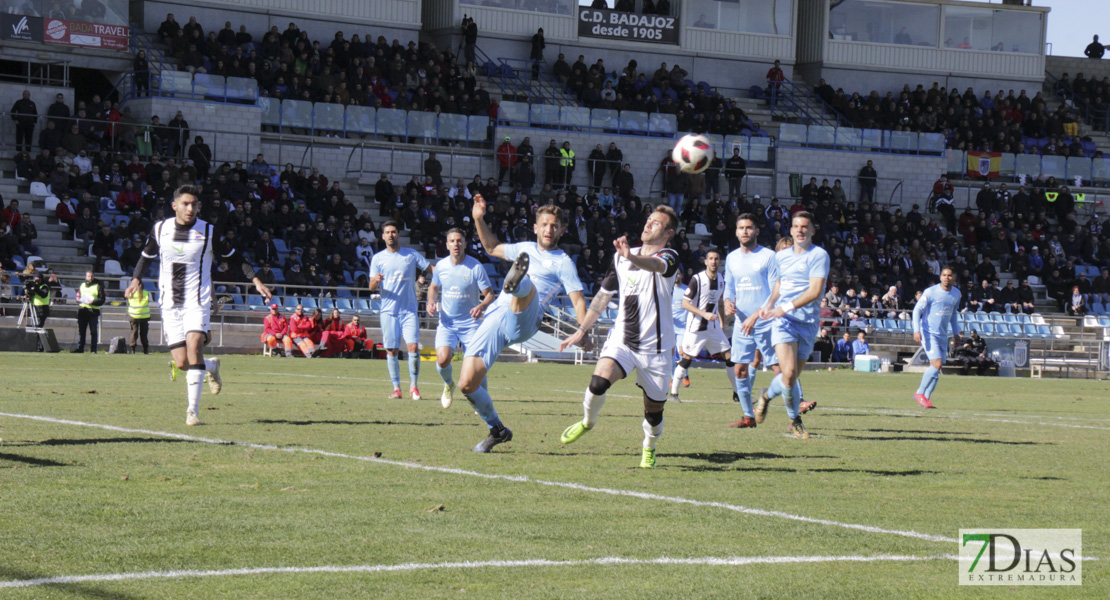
[671,134,714,174]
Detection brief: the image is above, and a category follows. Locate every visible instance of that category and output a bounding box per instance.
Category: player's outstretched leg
[436,353,455,409]
[728,364,757,428]
[502,252,530,294]
[386,351,402,398]
[185,364,204,426]
[562,375,610,444]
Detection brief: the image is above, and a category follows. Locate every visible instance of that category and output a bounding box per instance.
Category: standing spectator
[857,159,877,203]
[424,152,443,188]
[605,142,623,187]
[613,163,635,199]
[558,141,575,188]
[46,93,70,129]
[188,136,211,182]
[10,90,37,154]
[587,144,607,190]
[75,269,106,353]
[724,147,746,198]
[543,139,561,186]
[462,15,478,66]
[530,28,545,80]
[495,136,517,186]
[765,59,785,92]
[1085,35,1104,60]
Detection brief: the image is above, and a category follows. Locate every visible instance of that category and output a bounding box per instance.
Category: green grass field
[0,353,1107,599]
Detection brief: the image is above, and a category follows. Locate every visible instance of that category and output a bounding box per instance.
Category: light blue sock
[480,376,489,390]
[766,373,785,400]
[386,354,401,389]
[511,275,533,298]
[924,369,940,398]
[408,353,420,387]
[784,380,802,420]
[436,362,453,387]
[917,366,938,396]
[465,386,501,428]
[736,369,754,417]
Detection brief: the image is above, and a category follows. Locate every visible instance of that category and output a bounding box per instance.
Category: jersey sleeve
[414,251,430,271]
[949,290,961,335]
[912,293,927,333]
[766,252,780,288]
[559,255,584,294]
[656,248,679,279]
[475,262,493,291]
[132,222,161,279]
[431,261,442,287]
[809,249,831,279]
[598,264,618,295]
[723,255,735,302]
[501,242,522,261]
[685,276,698,300]
[369,254,383,276]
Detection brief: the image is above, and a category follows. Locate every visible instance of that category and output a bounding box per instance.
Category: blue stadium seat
[1098,316,1110,327]
[1090,302,1105,315]
[247,295,266,310]
[980,323,996,335]
[1037,325,1052,337]
[1023,324,1040,337]
[301,297,317,309]
[990,313,1006,323]
[335,298,352,311]
[283,296,299,309]
[319,298,335,310]
[1003,313,1017,324]
[354,299,371,314]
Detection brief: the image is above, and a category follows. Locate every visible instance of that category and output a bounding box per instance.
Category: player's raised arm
[614,236,669,273]
[471,194,505,259]
[561,269,615,351]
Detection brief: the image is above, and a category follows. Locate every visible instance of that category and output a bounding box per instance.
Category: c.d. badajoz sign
[578,9,679,45]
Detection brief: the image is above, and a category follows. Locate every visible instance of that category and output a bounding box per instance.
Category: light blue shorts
[732,321,774,365]
[464,297,543,371]
[381,311,419,349]
[922,334,948,362]
[771,317,819,362]
[435,316,481,351]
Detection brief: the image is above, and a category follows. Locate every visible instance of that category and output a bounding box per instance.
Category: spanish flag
[967,151,1001,179]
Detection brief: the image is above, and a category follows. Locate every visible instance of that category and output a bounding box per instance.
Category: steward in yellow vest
[558,142,575,188]
[76,270,105,353]
[127,281,152,354]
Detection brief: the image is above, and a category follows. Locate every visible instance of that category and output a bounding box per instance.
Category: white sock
[583,390,606,428]
[671,366,687,393]
[725,365,737,390]
[203,357,217,372]
[187,368,204,413]
[642,416,663,449]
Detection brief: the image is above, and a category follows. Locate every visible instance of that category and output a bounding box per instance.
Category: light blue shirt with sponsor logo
[432,255,492,324]
[724,245,778,323]
[913,283,961,338]
[370,247,430,315]
[773,244,830,325]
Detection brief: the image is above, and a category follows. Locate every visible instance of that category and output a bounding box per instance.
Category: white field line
[0,554,958,589]
[0,411,955,544]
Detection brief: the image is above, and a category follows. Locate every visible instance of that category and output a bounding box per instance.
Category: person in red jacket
[261,303,293,357]
[116,181,142,215]
[495,136,517,186]
[342,315,369,358]
[55,192,78,236]
[288,304,318,357]
[319,308,347,357]
[766,59,785,90]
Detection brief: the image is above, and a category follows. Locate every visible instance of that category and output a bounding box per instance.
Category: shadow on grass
[0,452,70,467]
[673,465,798,473]
[254,418,446,427]
[0,566,145,600]
[672,451,837,463]
[837,428,974,435]
[808,467,941,477]
[835,434,1049,445]
[18,437,194,447]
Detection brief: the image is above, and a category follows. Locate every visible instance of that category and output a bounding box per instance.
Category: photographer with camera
[24,271,51,328]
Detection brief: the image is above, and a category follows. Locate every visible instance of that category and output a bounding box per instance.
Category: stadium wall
[0,83,74,122]
[141,0,420,42]
[775,147,946,210]
[256,139,490,185]
[124,97,262,164]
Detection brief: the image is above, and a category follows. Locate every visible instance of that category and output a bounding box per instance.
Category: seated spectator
[832,332,853,362]
[262,303,295,357]
[1067,285,1087,316]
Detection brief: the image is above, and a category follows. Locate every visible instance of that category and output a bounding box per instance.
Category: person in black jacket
[10,90,37,154]
[24,272,51,330]
[724,147,746,198]
[188,135,212,182]
[530,28,545,80]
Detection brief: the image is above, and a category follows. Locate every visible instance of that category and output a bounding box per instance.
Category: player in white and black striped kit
[126,185,271,426]
[557,206,679,469]
[670,249,739,401]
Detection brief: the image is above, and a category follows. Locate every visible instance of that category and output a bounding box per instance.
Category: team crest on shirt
[543,259,554,268]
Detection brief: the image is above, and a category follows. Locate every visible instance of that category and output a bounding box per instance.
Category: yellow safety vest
[128,290,150,320]
[559,148,575,167]
[31,285,50,306]
[78,282,100,310]
[1075,193,1086,203]
[1045,192,1058,203]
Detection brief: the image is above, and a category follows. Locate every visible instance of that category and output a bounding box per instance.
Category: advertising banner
[1,14,43,42]
[43,18,128,51]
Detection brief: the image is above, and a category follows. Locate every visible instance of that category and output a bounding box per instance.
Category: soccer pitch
[1,354,1106,599]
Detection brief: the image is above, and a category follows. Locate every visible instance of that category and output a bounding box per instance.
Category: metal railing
[768,78,848,128]
[776,122,947,156]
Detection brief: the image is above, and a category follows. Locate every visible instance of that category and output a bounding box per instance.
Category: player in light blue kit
[912,266,961,409]
[427,228,494,409]
[722,213,777,428]
[754,212,829,439]
[369,221,433,401]
[671,277,688,384]
[459,196,588,453]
